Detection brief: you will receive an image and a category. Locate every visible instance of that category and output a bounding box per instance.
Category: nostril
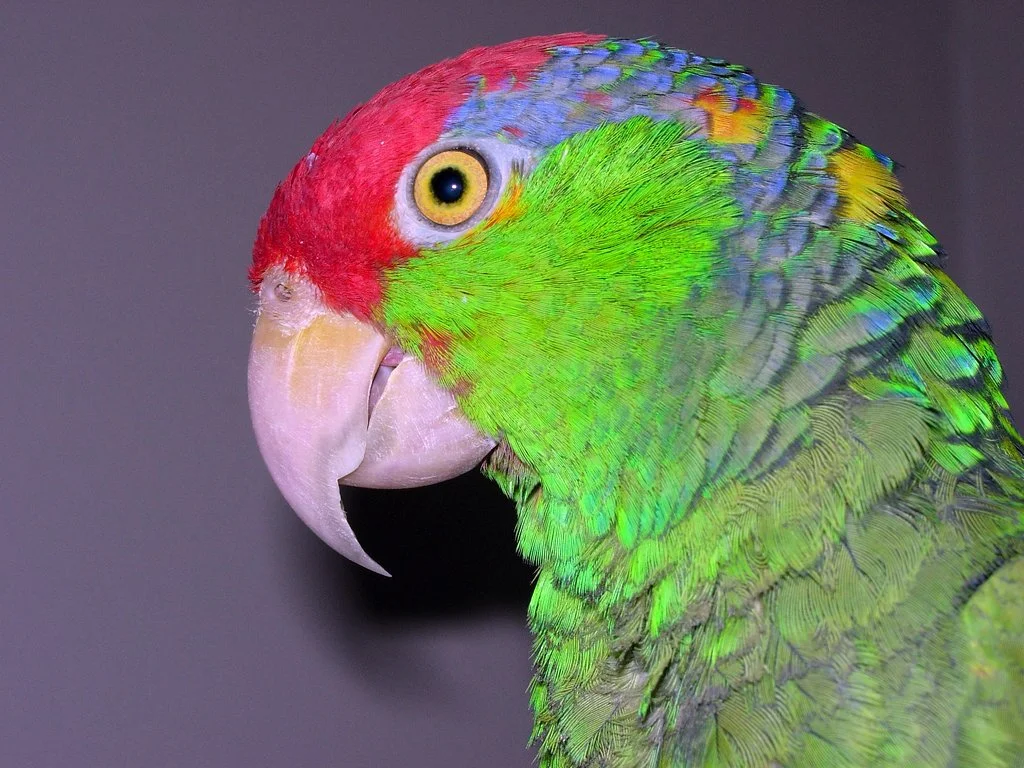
[274,282,293,302]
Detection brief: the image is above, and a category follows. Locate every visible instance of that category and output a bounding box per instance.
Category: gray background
[3,1,1021,766]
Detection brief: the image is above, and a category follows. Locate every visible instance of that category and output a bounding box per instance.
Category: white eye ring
[392,136,537,248]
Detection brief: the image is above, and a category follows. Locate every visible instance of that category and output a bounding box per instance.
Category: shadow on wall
[271,470,534,704]
[277,470,535,625]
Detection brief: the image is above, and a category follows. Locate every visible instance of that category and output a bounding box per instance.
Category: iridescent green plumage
[376,38,1024,766]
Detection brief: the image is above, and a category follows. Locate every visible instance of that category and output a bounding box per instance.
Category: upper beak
[247,269,496,575]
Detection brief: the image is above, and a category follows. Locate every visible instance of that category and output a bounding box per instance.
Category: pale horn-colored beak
[247,268,496,575]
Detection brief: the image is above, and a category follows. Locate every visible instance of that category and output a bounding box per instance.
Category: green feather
[379,72,1023,768]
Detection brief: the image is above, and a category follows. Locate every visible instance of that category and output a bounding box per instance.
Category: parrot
[247,33,1024,767]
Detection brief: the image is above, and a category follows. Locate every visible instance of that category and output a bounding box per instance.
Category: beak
[247,269,496,575]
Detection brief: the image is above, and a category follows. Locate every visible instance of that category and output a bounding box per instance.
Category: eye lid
[392,137,538,248]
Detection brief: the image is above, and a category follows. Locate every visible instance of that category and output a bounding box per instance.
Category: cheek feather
[418,326,457,376]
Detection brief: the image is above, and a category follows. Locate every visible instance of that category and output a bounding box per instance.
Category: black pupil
[430,167,466,204]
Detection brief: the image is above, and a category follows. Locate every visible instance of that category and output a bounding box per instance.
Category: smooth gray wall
[2,1,1021,766]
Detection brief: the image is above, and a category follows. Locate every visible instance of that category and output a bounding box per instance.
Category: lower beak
[247,271,496,575]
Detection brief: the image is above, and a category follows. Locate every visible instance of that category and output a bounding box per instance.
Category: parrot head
[248,33,894,574]
[248,33,607,573]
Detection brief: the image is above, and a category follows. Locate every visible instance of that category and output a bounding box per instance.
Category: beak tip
[316,508,393,578]
[359,557,392,578]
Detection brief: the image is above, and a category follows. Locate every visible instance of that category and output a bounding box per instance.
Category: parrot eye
[412,149,489,227]
[393,137,534,247]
